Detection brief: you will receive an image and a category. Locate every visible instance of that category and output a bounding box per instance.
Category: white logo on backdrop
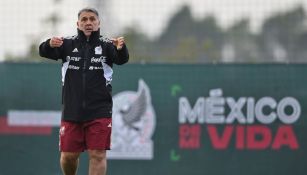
[108,79,156,160]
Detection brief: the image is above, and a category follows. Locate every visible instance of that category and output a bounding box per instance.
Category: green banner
[0,63,306,175]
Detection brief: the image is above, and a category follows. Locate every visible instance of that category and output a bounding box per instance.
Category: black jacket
[39,29,129,122]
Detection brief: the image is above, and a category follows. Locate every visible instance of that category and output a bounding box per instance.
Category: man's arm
[39,37,64,60]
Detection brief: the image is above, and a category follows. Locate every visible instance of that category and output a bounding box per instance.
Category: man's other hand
[49,37,64,48]
[111,37,125,50]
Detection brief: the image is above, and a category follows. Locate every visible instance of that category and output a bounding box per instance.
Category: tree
[4,0,63,62]
[156,5,224,63]
[123,26,154,63]
[259,6,306,62]
[223,19,259,63]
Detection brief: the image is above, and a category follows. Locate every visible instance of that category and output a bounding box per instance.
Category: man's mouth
[85,27,93,32]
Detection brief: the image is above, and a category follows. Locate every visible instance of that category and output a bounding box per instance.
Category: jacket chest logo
[72,48,79,53]
[95,46,102,54]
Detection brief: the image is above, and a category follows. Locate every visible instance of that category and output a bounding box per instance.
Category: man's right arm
[39,37,64,60]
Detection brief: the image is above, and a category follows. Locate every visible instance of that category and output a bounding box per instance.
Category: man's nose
[85,20,92,25]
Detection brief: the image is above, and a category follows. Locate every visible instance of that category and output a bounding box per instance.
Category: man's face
[77,11,100,37]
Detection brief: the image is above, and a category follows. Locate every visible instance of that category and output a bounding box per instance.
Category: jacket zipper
[82,40,90,108]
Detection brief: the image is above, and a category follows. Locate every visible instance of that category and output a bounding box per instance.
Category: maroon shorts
[59,117,112,152]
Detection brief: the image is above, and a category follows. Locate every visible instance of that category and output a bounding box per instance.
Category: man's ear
[77,21,79,28]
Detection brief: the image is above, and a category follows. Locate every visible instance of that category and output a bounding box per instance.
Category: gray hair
[78,7,99,19]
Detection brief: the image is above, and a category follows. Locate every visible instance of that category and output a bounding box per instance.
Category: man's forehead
[79,12,98,18]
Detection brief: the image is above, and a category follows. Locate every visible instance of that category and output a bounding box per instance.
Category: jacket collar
[77,28,100,43]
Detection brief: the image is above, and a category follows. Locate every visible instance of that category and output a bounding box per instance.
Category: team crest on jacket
[108,79,156,160]
[95,46,102,54]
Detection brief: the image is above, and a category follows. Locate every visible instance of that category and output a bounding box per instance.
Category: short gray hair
[78,7,99,19]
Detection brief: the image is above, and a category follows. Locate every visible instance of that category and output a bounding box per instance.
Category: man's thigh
[59,120,85,152]
[84,118,112,150]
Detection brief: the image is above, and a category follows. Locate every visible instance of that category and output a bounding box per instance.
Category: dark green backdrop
[0,63,306,175]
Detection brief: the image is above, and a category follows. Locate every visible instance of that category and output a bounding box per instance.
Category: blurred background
[1,0,307,63]
[1,1,307,175]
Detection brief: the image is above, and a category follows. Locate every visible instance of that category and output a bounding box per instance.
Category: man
[39,7,129,175]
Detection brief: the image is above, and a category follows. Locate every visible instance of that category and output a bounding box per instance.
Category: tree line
[6,5,307,63]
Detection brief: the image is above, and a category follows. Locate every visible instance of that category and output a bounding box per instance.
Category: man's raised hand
[49,37,64,48]
[111,37,125,50]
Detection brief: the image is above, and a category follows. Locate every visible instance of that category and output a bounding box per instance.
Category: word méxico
[179,91,300,124]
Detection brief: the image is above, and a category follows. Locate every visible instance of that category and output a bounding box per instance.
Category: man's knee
[88,150,106,162]
[61,152,80,164]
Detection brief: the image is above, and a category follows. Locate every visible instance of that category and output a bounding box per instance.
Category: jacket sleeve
[108,43,129,65]
[39,39,64,61]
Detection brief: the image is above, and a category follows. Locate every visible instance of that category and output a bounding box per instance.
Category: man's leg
[85,118,111,175]
[60,152,81,175]
[88,150,107,175]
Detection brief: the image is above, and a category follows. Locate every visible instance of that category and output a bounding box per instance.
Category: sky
[0,0,307,60]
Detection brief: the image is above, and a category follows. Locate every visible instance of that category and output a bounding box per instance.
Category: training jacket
[39,29,129,122]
